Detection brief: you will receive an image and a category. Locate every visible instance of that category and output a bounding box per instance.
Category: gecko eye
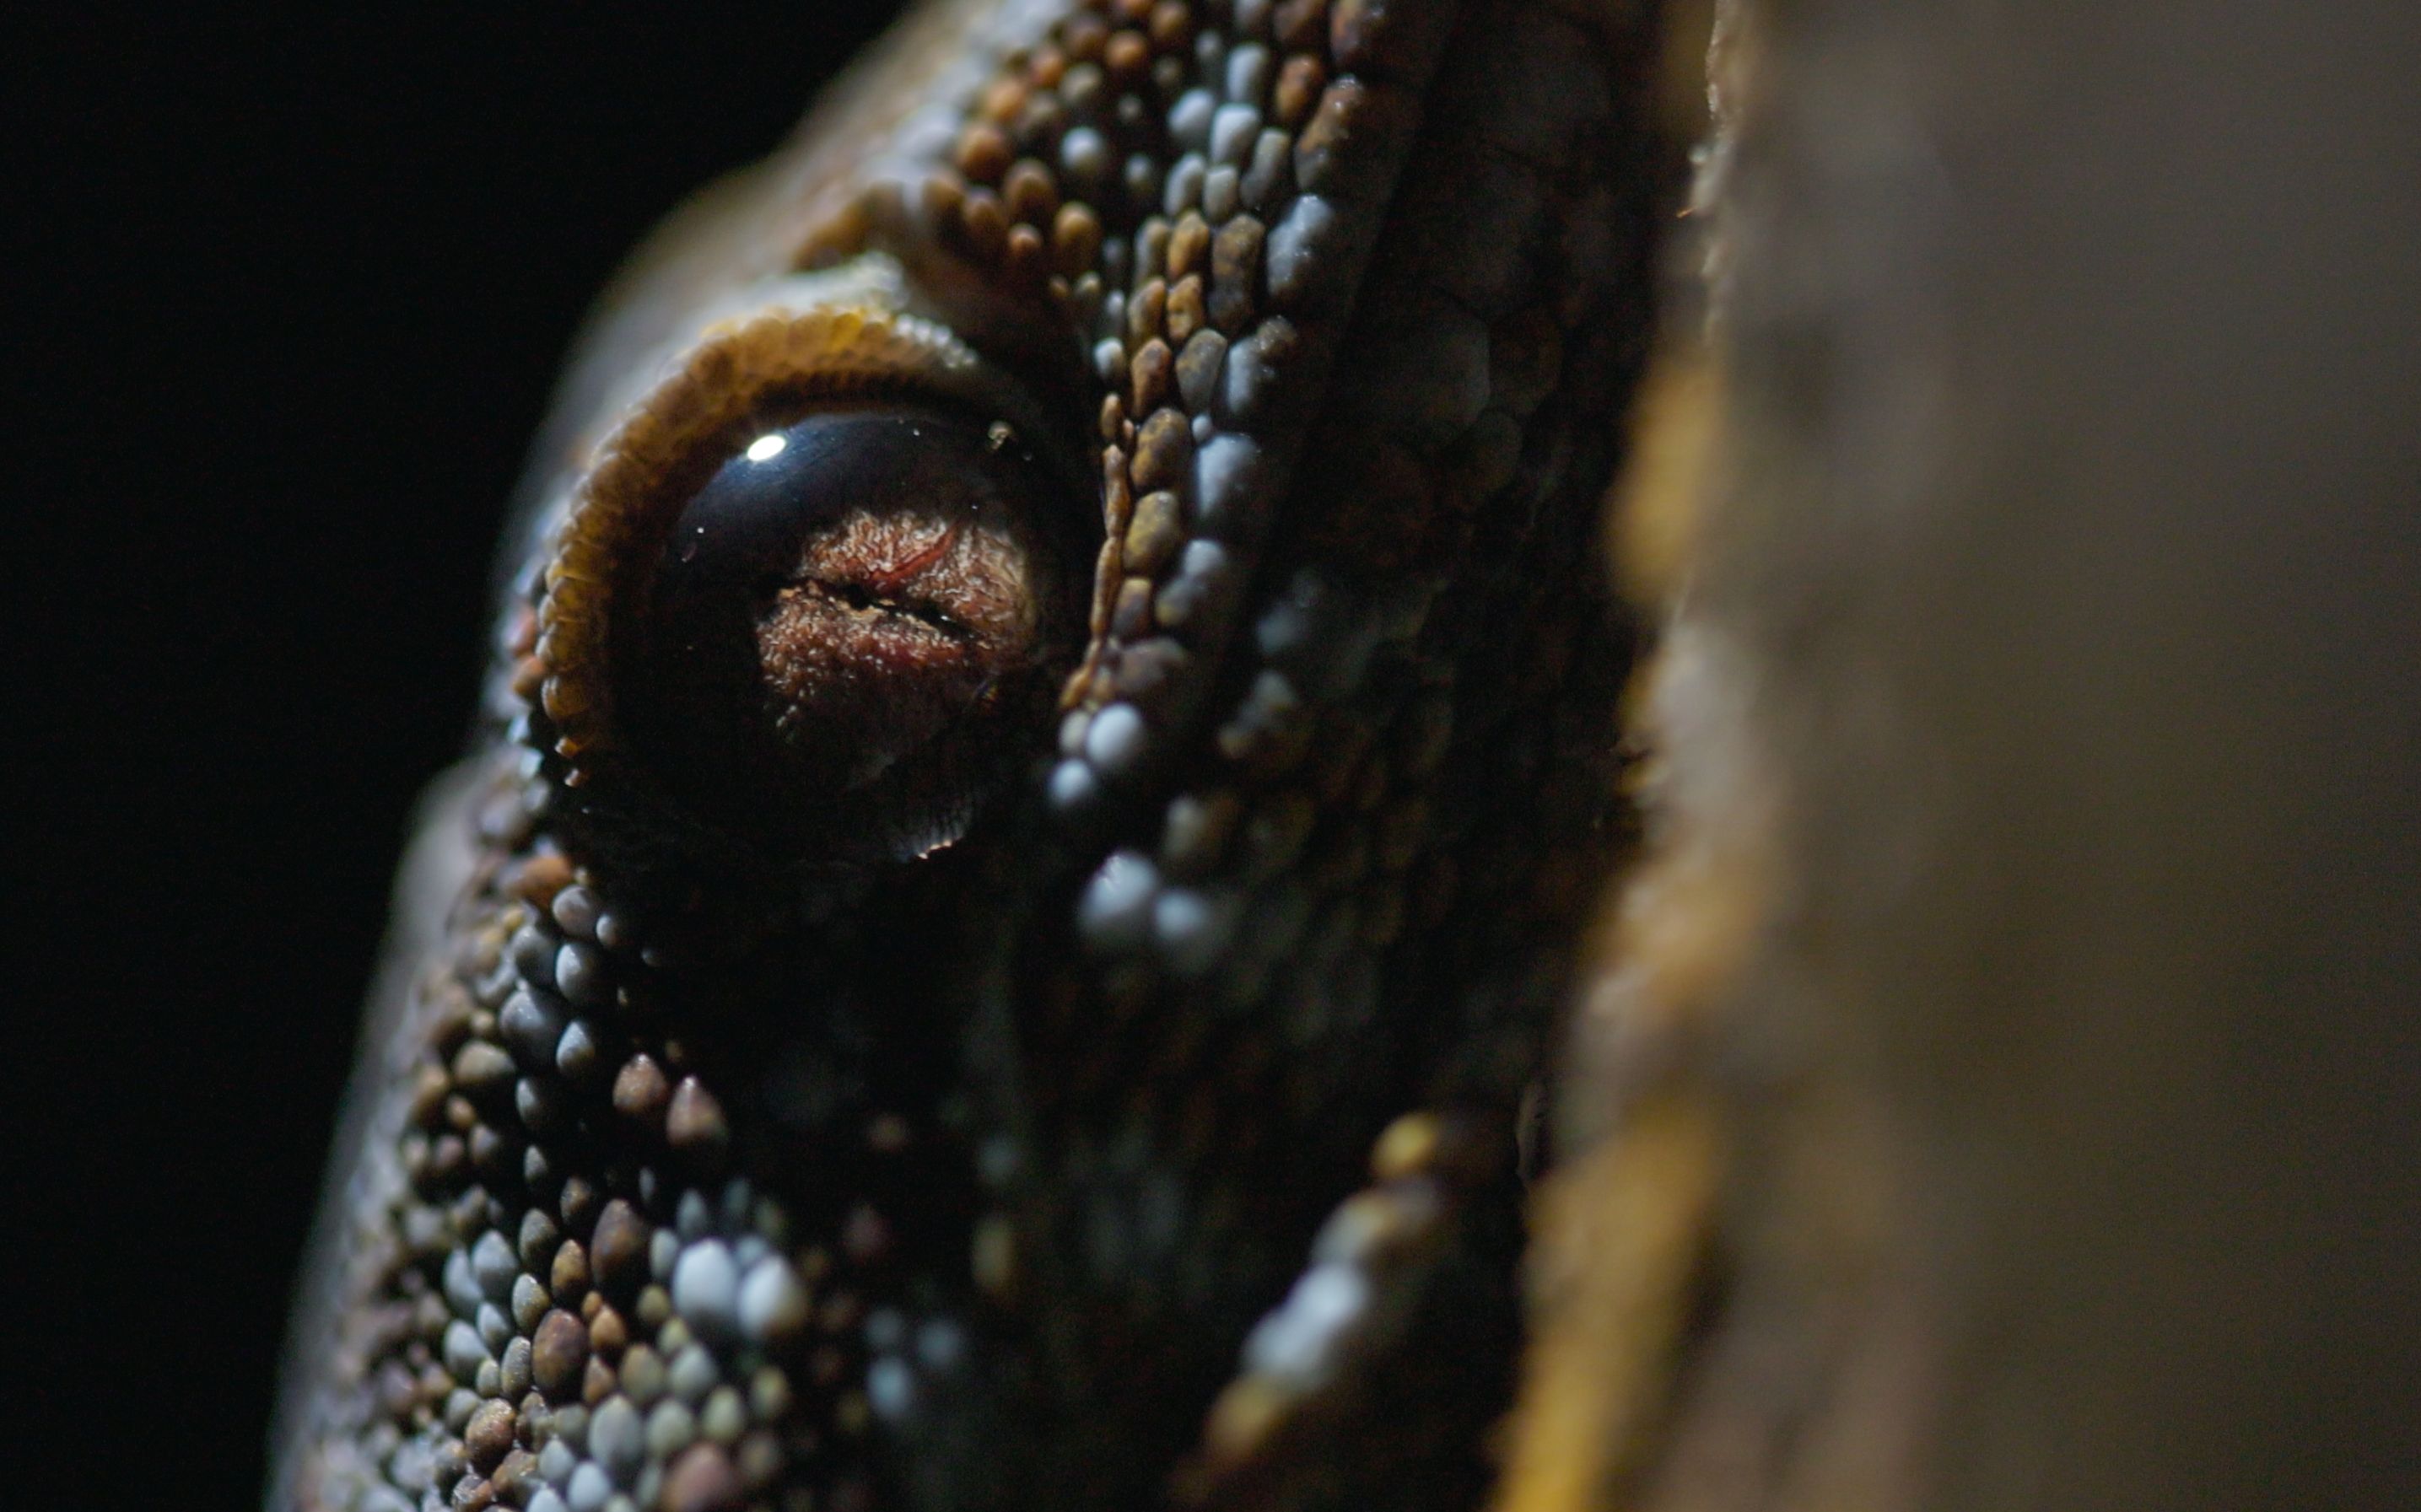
[623,406,1076,859]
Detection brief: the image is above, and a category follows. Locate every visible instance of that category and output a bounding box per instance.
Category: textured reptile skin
[273,4,1667,1510]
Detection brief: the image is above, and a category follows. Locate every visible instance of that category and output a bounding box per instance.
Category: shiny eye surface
[627,406,1077,859]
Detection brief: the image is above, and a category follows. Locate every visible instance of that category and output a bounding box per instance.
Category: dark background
[21,9,897,1504]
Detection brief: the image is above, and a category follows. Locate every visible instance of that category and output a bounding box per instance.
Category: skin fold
[274,4,1674,1512]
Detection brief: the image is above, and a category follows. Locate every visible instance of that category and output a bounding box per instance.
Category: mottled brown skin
[274,5,1671,1512]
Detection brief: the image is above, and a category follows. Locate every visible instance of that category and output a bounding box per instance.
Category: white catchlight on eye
[744,433,788,463]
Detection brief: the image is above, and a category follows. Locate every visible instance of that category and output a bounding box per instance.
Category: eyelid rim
[531,253,1081,794]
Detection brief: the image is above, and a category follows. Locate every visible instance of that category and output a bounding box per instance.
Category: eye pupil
[626,406,1074,859]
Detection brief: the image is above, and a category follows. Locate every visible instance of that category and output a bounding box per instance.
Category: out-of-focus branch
[1508,2,2421,1508]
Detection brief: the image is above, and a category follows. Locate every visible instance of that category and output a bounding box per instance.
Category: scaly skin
[273,4,1669,1510]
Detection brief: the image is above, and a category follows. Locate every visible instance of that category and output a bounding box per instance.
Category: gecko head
[282,3,1658,1510]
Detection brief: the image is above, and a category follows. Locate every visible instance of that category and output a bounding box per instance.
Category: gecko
[272,3,1671,1510]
